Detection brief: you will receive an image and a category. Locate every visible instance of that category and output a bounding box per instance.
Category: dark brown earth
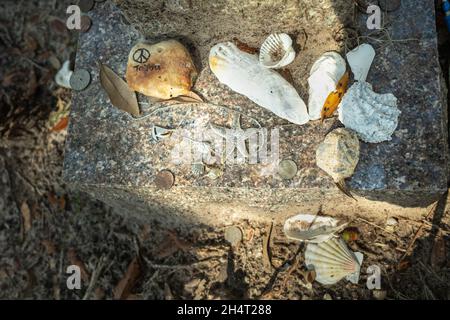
[0,0,449,300]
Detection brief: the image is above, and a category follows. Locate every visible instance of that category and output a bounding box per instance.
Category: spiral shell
[259,33,295,69]
[305,237,363,285]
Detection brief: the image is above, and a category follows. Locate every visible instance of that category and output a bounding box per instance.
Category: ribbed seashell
[305,237,364,285]
[346,43,375,82]
[259,33,295,69]
[338,81,400,143]
[209,42,309,125]
[283,214,347,243]
[308,52,346,120]
[316,128,360,182]
[126,40,201,101]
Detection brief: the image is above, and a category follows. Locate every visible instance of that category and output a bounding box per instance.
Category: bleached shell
[259,33,295,69]
[316,128,360,182]
[338,81,400,143]
[308,52,346,120]
[283,214,346,243]
[126,40,198,100]
[305,237,363,285]
[209,42,309,125]
[346,43,375,82]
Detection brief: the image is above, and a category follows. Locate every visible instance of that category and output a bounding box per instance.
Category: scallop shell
[308,52,346,120]
[316,128,360,182]
[209,42,309,125]
[259,33,295,69]
[126,40,200,101]
[346,43,375,82]
[283,214,347,243]
[338,81,400,143]
[305,237,364,285]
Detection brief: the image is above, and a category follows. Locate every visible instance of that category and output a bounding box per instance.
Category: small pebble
[224,226,243,247]
[323,293,333,300]
[386,217,398,226]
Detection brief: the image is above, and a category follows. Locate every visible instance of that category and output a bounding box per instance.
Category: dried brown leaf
[155,230,191,259]
[99,63,140,116]
[113,256,142,300]
[67,248,90,282]
[20,202,32,233]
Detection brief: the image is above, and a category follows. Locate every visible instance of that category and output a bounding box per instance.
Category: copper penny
[154,170,175,189]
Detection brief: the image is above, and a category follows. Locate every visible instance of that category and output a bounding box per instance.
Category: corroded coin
[379,0,401,12]
[278,159,298,180]
[80,15,92,33]
[224,226,243,247]
[154,170,175,189]
[69,69,91,91]
[78,0,95,12]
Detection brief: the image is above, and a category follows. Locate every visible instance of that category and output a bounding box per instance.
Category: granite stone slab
[63,0,448,226]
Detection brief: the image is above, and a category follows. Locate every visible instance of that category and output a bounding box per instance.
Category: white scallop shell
[305,237,364,285]
[209,42,309,125]
[338,81,400,143]
[308,52,346,120]
[316,128,360,182]
[259,33,295,69]
[346,43,375,82]
[283,214,347,243]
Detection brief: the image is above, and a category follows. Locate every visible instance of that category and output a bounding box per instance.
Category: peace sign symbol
[133,48,150,64]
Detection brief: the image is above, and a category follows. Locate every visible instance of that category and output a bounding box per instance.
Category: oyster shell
[346,43,375,82]
[308,52,346,120]
[338,81,400,143]
[259,33,295,69]
[316,128,360,183]
[209,42,309,125]
[283,214,347,243]
[126,40,201,101]
[305,237,364,285]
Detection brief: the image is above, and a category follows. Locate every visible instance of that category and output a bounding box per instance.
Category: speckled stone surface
[63,0,448,226]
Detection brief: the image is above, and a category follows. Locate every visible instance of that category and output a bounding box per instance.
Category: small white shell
[259,33,295,69]
[338,81,400,143]
[346,43,375,82]
[308,52,346,120]
[209,42,309,125]
[305,237,363,285]
[55,60,73,89]
[283,214,347,243]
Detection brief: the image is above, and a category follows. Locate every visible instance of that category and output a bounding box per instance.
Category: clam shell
[126,40,198,100]
[305,237,363,285]
[209,42,309,125]
[316,128,360,182]
[346,43,375,82]
[308,52,346,120]
[259,33,295,69]
[338,81,400,143]
[283,214,347,243]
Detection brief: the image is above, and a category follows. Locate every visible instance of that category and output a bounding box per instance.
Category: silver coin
[278,159,298,180]
[224,226,243,246]
[69,69,91,91]
[78,0,95,12]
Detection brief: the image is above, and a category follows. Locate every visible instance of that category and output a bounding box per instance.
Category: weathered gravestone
[63,0,448,227]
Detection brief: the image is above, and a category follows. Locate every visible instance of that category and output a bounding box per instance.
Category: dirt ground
[0,0,449,300]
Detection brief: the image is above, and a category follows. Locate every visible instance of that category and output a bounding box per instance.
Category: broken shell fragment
[346,43,375,82]
[209,42,309,125]
[308,52,346,120]
[151,125,173,142]
[191,163,205,176]
[259,33,295,69]
[283,214,347,243]
[305,237,363,285]
[126,40,201,101]
[316,128,360,183]
[338,81,400,143]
